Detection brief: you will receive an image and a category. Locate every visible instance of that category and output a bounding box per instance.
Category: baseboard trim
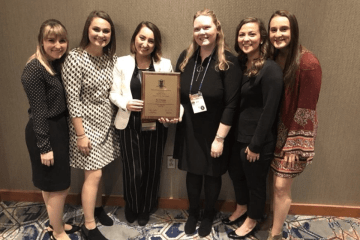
[1,189,358,217]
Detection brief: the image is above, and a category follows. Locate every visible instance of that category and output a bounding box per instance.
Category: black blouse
[21,59,67,153]
[235,59,283,153]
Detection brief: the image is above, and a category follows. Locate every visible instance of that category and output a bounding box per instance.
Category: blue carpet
[0,201,359,239]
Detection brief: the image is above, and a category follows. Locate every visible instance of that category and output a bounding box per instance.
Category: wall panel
[0,0,359,206]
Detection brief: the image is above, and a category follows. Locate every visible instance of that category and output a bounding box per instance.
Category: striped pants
[118,118,167,214]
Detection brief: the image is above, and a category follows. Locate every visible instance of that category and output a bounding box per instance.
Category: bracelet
[77,135,87,140]
[76,133,85,137]
[216,134,225,139]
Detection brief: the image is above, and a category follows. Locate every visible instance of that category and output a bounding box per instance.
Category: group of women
[21,8,321,240]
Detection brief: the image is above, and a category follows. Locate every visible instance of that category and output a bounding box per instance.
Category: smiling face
[88,17,111,49]
[134,26,155,58]
[42,31,67,61]
[193,15,218,50]
[269,16,291,50]
[238,22,262,58]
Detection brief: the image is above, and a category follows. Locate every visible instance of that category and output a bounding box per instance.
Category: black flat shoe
[124,205,138,223]
[198,209,216,238]
[222,212,247,225]
[227,224,258,239]
[184,208,200,235]
[95,206,113,226]
[137,212,150,226]
[81,225,108,240]
[48,224,81,234]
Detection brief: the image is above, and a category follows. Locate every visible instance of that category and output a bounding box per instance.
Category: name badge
[189,92,207,114]
[142,122,156,131]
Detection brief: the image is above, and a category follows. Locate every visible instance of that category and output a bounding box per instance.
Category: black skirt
[25,111,71,192]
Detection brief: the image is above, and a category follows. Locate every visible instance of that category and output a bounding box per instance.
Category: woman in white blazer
[110,21,173,226]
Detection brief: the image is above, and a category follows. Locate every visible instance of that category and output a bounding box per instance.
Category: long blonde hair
[179,9,230,72]
[27,19,69,75]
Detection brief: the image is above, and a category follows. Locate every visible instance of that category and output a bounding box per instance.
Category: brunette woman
[267,10,322,240]
[61,11,120,240]
[21,19,80,240]
[224,17,283,239]
[110,21,173,226]
[174,9,241,238]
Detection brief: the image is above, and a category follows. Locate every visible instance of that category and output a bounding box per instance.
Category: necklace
[196,65,204,72]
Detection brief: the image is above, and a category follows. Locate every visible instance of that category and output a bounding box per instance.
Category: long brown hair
[27,19,69,75]
[179,9,230,72]
[268,10,300,89]
[234,17,269,77]
[130,21,162,62]
[79,10,116,58]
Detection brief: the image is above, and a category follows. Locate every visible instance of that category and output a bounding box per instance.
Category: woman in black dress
[174,9,241,238]
[224,18,283,239]
[21,19,79,240]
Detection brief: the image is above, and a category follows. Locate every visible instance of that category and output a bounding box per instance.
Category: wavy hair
[179,9,230,72]
[268,10,300,89]
[130,21,162,62]
[27,19,69,75]
[234,17,269,77]
[79,10,116,57]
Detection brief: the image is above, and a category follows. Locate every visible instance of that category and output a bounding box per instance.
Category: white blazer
[110,54,173,129]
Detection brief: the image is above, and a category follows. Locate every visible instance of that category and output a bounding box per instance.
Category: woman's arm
[248,63,284,153]
[211,53,242,157]
[282,53,322,166]
[21,60,55,165]
[61,51,91,155]
[110,63,131,111]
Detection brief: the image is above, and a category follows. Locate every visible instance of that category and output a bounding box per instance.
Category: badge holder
[190,91,207,114]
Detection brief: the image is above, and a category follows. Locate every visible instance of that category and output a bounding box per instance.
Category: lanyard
[189,49,214,94]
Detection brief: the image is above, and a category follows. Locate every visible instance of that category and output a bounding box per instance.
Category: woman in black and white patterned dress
[61,11,119,240]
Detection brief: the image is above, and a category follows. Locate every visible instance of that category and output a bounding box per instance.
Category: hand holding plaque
[141,72,180,121]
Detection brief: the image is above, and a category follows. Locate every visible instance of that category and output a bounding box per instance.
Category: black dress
[173,49,242,176]
[21,59,70,192]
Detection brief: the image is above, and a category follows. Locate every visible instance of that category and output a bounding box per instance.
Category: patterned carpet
[0,201,359,239]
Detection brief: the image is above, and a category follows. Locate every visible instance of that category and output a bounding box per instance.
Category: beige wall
[1,0,359,206]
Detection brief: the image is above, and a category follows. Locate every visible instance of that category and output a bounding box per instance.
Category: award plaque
[141,71,180,121]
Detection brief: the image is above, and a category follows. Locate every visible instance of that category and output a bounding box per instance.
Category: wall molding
[1,189,358,217]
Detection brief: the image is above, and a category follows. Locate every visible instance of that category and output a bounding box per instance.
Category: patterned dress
[271,47,322,178]
[62,48,120,170]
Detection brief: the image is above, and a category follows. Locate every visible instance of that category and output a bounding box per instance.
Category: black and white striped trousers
[118,113,167,214]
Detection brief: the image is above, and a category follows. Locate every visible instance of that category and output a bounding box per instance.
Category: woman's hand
[126,100,143,112]
[40,151,54,166]
[158,117,180,124]
[77,136,92,156]
[211,138,224,158]
[284,153,299,168]
[245,146,260,162]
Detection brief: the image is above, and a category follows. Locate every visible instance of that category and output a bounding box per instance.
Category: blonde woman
[21,19,79,240]
[174,9,241,238]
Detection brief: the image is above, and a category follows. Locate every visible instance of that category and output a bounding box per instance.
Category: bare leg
[229,204,247,221]
[271,174,294,237]
[43,189,71,240]
[235,217,257,236]
[82,169,102,230]
[95,178,103,207]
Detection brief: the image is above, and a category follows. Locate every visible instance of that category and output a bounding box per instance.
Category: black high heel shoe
[48,224,81,234]
[48,231,57,240]
[222,212,247,225]
[95,206,114,226]
[227,224,258,239]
